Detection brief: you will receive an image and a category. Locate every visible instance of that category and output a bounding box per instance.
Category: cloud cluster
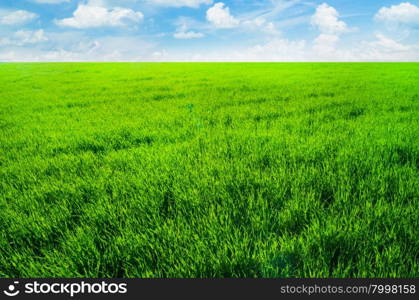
[311,3,348,34]
[368,34,411,52]
[206,2,239,28]
[310,3,351,57]
[55,4,143,28]
[0,10,38,25]
[205,2,277,34]
[174,31,204,39]
[375,2,419,26]
[0,29,47,46]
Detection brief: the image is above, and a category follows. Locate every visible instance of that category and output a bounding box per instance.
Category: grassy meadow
[0,63,418,278]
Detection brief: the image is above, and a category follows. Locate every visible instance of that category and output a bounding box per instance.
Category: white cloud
[0,30,48,46]
[242,17,279,35]
[147,0,212,8]
[313,33,339,54]
[206,2,239,28]
[353,34,419,61]
[174,31,204,39]
[375,2,419,26]
[12,29,47,45]
[174,4,279,38]
[173,22,204,39]
[311,3,348,35]
[0,10,38,25]
[55,4,143,28]
[368,34,411,52]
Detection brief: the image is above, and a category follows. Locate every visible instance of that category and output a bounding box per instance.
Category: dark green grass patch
[0,63,418,278]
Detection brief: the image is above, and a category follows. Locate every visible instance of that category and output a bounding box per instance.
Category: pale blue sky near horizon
[0,0,418,61]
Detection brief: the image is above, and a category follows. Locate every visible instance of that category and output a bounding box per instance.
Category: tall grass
[0,63,417,277]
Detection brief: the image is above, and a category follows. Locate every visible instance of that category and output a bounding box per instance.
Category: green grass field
[0,63,418,278]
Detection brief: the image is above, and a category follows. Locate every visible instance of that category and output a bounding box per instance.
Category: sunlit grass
[0,63,417,278]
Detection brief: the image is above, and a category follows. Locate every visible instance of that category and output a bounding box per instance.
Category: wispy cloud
[0,10,38,25]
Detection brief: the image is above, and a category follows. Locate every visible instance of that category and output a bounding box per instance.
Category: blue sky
[0,0,418,61]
